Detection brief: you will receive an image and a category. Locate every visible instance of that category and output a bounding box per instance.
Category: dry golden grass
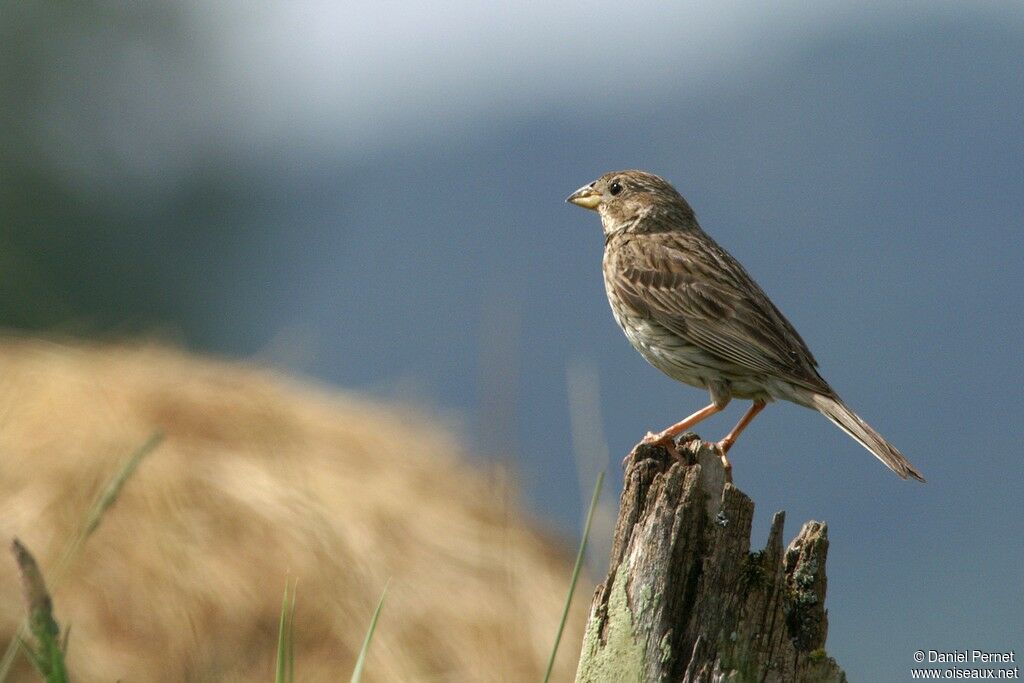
[0,339,586,682]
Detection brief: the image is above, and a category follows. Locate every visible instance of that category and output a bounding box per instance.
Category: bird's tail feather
[811,394,925,482]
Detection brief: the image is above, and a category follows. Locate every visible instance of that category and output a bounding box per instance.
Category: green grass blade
[0,433,163,683]
[287,583,295,683]
[275,585,288,683]
[79,432,165,543]
[543,470,605,683]
[274,579,297,683]
[9,539,68,683]
[350,581,389,683]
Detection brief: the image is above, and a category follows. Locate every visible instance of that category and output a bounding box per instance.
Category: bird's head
[566,170,696,236]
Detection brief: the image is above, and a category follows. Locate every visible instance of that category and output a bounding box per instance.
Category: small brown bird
[567,170,924,482]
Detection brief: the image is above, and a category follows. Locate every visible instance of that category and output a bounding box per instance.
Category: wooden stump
[575,437,847,682]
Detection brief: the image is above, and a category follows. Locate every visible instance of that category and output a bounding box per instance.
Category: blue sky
[10,1,1024,678]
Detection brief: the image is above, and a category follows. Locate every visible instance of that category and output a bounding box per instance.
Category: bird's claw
[712,440,733,484]
[640,431,663,445]
[622,431,682,468]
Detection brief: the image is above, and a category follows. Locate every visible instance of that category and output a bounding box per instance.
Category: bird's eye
[609,181,622,196]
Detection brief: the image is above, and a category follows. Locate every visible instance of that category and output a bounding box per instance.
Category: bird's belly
[610,309,772,402]
[613,313,711,389]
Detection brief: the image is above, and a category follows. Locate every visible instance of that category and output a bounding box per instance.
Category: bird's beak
[566,184,602,211]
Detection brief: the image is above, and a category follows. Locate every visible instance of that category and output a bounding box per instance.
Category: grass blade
[543,470,605,683]
[275,579,297,683]
[10,539,68,683]
[79,432,165,543]
[287,586,295,683]
[350,581,389,683]
[0,432,163,682]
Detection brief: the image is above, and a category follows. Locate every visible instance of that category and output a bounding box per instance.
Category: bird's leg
[714,400,767,480]
[623,403,723,467]
[644,403,723,445]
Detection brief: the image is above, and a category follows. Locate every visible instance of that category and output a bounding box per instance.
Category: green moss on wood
[575,569,645,683]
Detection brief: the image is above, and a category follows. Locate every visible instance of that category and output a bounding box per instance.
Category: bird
[566,170,924,482]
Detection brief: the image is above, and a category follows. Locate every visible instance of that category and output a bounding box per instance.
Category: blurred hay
[0,339,585,682]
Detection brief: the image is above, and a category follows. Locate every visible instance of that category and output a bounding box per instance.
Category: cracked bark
[575,437,847,683]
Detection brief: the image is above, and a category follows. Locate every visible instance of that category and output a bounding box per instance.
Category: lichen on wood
[575,437,846,682]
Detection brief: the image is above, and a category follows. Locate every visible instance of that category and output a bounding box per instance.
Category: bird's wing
[609,234,831,393]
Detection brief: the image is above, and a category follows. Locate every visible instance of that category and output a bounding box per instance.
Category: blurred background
[2,1,1022,679]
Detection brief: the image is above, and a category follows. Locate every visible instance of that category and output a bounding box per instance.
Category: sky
[5,1,1023,679]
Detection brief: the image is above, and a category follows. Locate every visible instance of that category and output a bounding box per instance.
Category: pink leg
[714,401,767,480]
[622,403,723,466]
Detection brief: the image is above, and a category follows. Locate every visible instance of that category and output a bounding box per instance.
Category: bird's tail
[810,393,925,482]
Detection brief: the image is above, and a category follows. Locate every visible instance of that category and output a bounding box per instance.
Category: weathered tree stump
[575,437,847,682]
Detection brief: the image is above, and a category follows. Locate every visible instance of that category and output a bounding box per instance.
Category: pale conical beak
[566,184,602,211]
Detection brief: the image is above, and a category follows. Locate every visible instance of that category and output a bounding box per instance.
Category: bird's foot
[618,430,684,466]
[712,440,733,484]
